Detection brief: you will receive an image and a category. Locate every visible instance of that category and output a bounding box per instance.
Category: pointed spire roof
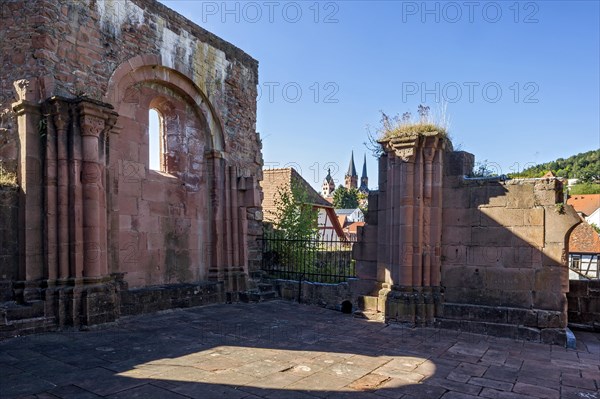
[346,151,357,177]
[361,154,367,179]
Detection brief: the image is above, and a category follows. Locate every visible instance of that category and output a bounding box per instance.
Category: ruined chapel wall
[441,168,581,335]
[2,0,262,287]
[1,0,260,168]
[354,147,582,342]
[0,1,47,173]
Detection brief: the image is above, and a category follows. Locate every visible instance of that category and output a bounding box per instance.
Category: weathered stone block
[356,260,377,280]
[544,205,581,243]
[524,207,544,226]
[442,265,485,289]
[533,291,566,312]
[467,246,502,267]
[534,187,558,205]
[506,184,535,209]
[484,322,517,339]
[441,244,467,264]
[443,208,478,227]
[511,226,544,248]
[485,268,534,292]
[537,310,562,328]
[471,227,513,246]
[359,295,378,311]
[480,207,524,227]
[516,326,541,342]
[507,308,538,327]
[442,187,470,208]
[485,289,533,308]
[442,227,471,245]
[445,151,474,177]
[501,245,542,268]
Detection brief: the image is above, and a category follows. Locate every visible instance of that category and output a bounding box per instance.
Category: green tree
[269,181,319,279]
[509,149,599,181]
[333,186,359,209]
[273,181,319,240]
[569,183,600,195]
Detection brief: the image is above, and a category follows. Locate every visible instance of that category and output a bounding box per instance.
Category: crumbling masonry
[353,132,582,344]
[0,0,262,334]
[0,0,585,344]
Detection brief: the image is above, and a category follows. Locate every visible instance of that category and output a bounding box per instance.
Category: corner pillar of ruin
[12,80,43,302]
[372,130,449,326]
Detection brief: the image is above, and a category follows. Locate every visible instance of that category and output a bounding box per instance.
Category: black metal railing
[261,232,356,284]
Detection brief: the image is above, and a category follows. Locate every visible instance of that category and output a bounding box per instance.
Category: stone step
[357,295,380,312]
[4,301,45,321]
[0,316,56,339]
[435,318,566,345]
[353,310,385,322]
[249,270,267,280]
[239,290,277,303]
[257,283,273,293]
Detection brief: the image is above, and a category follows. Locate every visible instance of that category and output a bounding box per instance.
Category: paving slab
[0,300,599,399]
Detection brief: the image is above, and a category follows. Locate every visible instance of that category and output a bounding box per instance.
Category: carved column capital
[380,131,447,162]
[103,110,119,136]
[380,134,419,162]
[80,114,105,137]
[77,100,115,137]
[48,99,69,132]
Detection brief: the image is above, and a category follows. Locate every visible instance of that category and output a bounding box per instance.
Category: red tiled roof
[569,221,600,254]
[567,194,600,217]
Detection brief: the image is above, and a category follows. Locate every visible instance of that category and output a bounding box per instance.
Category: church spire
[347,151,357,177]
[359,153,369,193]
[361,153,367,179]
[345,151,358,189]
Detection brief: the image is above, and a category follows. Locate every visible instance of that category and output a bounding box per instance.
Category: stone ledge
[120,282,225,316]
[435,318,567,345]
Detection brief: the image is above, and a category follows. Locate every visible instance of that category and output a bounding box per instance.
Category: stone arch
[104,54,225,153]
[103,55,230,287]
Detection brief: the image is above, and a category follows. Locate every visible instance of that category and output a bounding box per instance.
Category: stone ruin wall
[354,135,581,344]
[0,0,263,334]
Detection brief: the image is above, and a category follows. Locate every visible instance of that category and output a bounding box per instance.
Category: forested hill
[509,150,599,181]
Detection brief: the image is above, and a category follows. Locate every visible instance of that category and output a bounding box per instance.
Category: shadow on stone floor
[0,301,599,399]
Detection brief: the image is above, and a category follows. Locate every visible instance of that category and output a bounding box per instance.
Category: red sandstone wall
[440,169,581,337]
[354,148,581,342]
[0,0,263,291]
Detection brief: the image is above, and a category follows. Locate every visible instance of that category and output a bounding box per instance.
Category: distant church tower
[359,154,369,193]
[345,151,358,189]
[321,168,335,197]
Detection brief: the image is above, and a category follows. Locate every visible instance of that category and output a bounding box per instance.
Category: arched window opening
[149,108,163,171]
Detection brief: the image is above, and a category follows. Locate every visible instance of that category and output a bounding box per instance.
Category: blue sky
[160,1,599,190]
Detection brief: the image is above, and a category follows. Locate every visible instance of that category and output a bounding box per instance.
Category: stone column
[51,100,70,281]
[12,80,43,300]
[207,151,225,282]
[376,131,449,326]
[77,101,116,280]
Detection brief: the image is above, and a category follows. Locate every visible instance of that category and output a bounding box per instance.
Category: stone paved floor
[0,300,599,399]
